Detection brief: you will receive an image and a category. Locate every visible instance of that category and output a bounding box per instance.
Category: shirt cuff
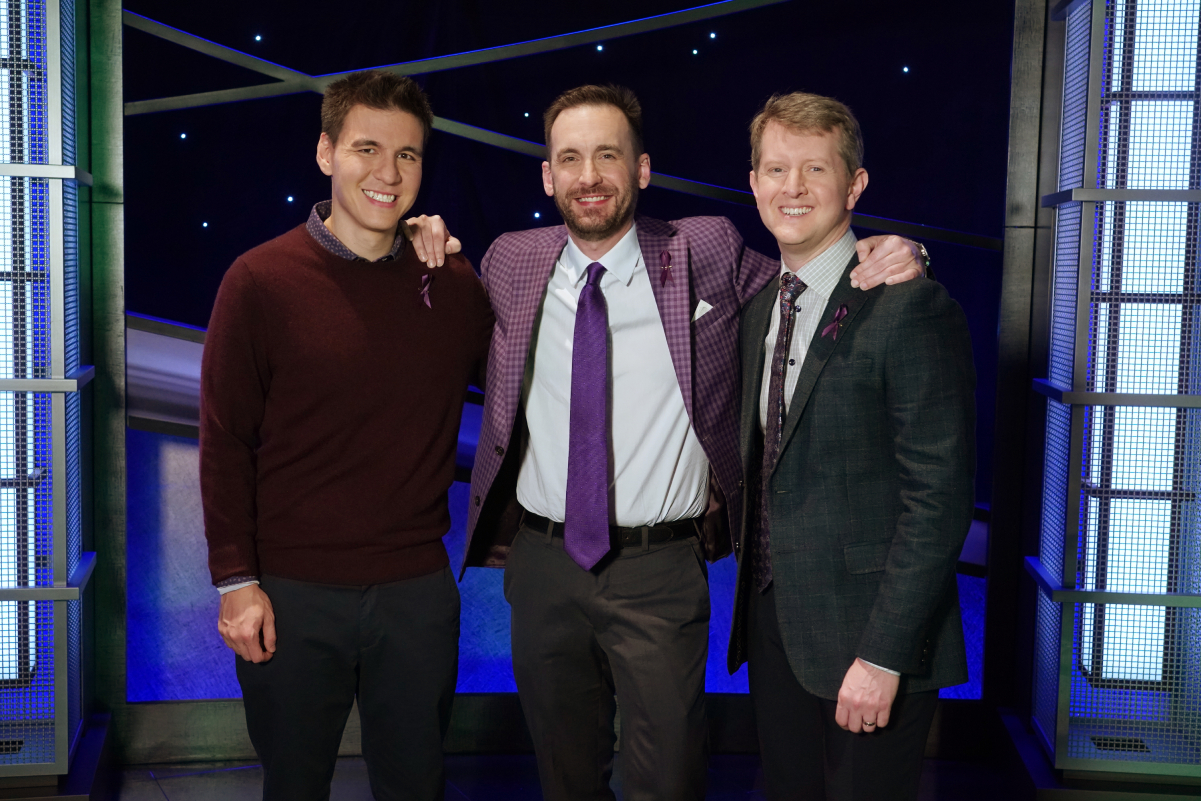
[861,659,901,676]
[216,576,260,595]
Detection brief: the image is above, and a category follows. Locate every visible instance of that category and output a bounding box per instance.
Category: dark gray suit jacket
[727,255,976,700]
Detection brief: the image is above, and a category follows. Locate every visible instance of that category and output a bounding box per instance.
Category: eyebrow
[346,138,423,157]
[554,144,624,158]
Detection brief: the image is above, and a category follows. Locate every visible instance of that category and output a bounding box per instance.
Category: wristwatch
[912,241,931,271]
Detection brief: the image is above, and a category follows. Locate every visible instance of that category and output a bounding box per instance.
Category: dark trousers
[749,585,937,801]
[504,523,711,801]
[236,569,460,801]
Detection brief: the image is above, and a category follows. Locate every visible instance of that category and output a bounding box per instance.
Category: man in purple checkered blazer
[460,85,926,801]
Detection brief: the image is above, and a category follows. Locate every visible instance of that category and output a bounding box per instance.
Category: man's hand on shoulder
[404,214,461,268]
[850,236,927,290]
[218,584,276,663]
[835,658,900,733]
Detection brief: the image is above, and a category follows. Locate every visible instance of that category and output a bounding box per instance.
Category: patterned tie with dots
[754,271,808,593]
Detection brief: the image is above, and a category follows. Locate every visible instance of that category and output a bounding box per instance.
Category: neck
[567,216,635,262]
[324,207,396,261]
[780,218,851,273]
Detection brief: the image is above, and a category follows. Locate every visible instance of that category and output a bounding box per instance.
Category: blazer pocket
[843,540,891,575]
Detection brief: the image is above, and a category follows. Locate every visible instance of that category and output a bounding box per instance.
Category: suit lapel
[773,256,868,471]
[740,281,777,476]
[638,219,694,419]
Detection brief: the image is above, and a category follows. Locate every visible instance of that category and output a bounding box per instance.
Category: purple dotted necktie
[754,272,807,592]
[564,262,611,570]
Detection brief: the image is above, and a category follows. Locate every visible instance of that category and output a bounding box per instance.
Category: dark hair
[749,92,864,176]
[321,70,434,146]
[543,84,644,156]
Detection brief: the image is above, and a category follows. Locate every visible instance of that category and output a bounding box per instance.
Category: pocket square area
[692,300,714,322]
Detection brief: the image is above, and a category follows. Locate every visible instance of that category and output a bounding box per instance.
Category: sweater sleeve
[200,260,271,585]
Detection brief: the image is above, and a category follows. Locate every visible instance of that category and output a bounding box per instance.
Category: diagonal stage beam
[123,0,787,115]
[122,11,310,84]
[316,0,789,85]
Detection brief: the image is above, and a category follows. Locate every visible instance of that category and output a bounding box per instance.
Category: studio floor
[114,754,1019,800]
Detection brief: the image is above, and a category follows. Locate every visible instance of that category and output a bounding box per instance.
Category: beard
[553,179,639,242]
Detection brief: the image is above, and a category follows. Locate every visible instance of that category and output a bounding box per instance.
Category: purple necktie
[754,272,807,592]
[564,262,611,570]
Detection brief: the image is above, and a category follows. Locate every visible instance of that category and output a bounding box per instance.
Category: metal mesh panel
[1068,604,1200,765]
[0,392,52,590]
[0,2,47,166]
[0,599,54,765]
[58,0,73,167]
[1043,400,1073,583]
[1089,201,1198,395]
[1052,203,1085,387]
[1034,589,1064,750]
[1060,0,1094,191]
[0,176,50,381]
[61,179,74,374]
[66,597,78,754]
[63,391,75,573]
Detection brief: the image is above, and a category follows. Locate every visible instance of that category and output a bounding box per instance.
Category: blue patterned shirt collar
[305,200,408,262]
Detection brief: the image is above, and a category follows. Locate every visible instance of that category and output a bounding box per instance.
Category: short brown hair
[543,84,644,156]
[749,92,864,176]
[321,70,434,146]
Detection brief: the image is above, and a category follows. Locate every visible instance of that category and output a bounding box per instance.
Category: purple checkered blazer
[462,215,779,571]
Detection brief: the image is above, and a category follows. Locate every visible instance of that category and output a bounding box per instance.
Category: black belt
[520,510,699,549]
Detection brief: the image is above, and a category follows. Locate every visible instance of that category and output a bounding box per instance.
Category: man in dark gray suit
[728,92,976,800]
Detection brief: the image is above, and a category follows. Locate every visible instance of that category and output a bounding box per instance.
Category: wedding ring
[863,721,877,726]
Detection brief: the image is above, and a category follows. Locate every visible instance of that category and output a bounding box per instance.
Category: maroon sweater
[200,223,493,585]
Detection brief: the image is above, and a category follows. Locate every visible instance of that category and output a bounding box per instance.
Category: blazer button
[494,445,504,456]
[738,479,744,488]
[474,496,481,507]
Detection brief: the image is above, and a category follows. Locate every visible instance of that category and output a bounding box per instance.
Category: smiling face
[749,122,868,270]
[316,104,424,255]
[542,104,650,252]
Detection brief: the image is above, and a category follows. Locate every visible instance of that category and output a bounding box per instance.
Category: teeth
[577,196,607,202]
[781,207,812,217]
[363,189,397,202]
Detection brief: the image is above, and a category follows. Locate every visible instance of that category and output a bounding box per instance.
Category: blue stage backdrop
[126,426,984,701]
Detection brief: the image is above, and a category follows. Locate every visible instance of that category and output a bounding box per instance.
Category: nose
[783,168,807,197]
[376,154,402,185]
[579,158,602,186]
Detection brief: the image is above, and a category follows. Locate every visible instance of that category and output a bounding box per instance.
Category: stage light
[534,212,541,219]
[203,222,209,228]
[710,32,716,38]
[693,49,698,55]
[597,44,604,51]
[524,112,529,117]
[255,35,262,42]
[180,133,186,139]
[287,196,294,202]
[903,66,910,73]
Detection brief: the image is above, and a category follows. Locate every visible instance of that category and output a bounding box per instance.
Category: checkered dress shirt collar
[305,200,408,262]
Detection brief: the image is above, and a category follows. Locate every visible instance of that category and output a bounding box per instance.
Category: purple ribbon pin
[419,274,433,308]
[821,304,848,340]
[660,250,673,286]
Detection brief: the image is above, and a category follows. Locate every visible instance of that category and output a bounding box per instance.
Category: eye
[360,148,376,155]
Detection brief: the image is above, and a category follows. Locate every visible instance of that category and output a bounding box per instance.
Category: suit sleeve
[199,260,270,585]
[466,257,495,390]
[855,281,976,673]
[716,217,780,307]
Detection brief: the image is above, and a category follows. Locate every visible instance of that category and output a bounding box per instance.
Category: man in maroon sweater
[200,71,492,801]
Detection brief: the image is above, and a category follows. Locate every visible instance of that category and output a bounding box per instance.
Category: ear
[637,153,651,190]
[845,168,868,210]
[316,133,334,177]
[749,169,760,201]
[542,161,554,197]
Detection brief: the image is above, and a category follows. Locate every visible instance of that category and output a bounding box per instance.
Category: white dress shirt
[757,230,900,677]
[759,230,857,431]
[517,223,709,526]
